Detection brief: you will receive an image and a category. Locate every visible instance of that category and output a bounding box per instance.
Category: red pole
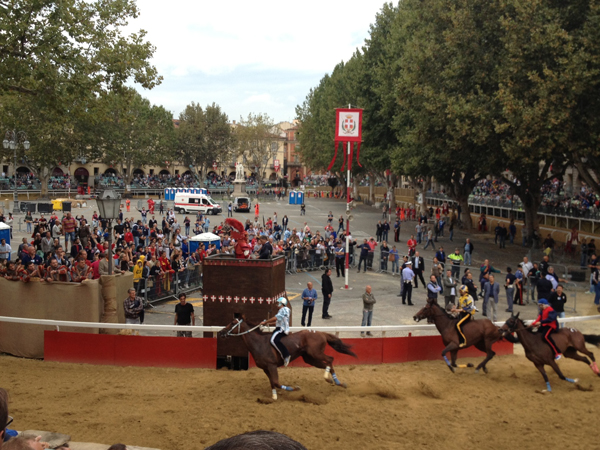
[344,142,352,289]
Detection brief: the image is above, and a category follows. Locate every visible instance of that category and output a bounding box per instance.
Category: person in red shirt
[407,235,417,257]
[124,230,134,245]
[159,250,174,290]
[530,298,562,360]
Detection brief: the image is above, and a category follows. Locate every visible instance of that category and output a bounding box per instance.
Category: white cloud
[127,0,387,120]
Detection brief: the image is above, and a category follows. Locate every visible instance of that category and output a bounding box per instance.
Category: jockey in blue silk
[262,297,291,366]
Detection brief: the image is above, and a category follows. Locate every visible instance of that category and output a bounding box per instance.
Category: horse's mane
[431,301,458,320]
[514,317,534,333]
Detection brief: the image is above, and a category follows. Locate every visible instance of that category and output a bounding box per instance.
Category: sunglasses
[5,415,13,428]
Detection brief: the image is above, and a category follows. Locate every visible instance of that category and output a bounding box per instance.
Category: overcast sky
[126,0,387,123]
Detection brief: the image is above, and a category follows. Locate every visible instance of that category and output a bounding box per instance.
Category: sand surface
[2,351,600,450]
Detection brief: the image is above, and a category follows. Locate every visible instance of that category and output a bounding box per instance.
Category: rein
[226,319,263,336]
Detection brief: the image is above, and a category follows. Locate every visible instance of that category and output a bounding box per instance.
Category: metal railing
[1,314,598,335]
[426,193,600,221]
[136,268,203,305]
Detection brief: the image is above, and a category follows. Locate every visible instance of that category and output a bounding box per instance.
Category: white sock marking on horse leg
[272,389,277,400]
[324,366,331,379]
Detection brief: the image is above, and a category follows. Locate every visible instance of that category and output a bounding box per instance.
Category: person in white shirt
[0,239,11,260]
[400,261,415,305]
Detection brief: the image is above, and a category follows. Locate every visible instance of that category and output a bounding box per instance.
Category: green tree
[235,113,280,187]
[176,102,235,186]
[0,0,160,98]
[100,89,175,185]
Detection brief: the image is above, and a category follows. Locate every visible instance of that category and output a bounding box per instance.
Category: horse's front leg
[265,365,298,400]
[442,343,459,372]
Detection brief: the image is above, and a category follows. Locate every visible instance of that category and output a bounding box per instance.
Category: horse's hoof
[295,386,301,391]
[325,377,333,384]
[474,369,479,374]
[340,382,348,389]
[483,367,489,374]
[447,365,455,373]
[467,363,474,368]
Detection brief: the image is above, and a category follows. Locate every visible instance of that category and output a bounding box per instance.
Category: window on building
[175,170,179,175]
[94,167,99,175]
[149,169,154,175]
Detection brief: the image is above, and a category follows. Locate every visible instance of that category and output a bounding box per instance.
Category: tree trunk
[126,160,133,185]
[39,168,50,199]
[368,176,374,204]
[389,174,398,210]
[419,177,431,214]
[457,195,472,231]
[352,174,360,200]
[521,191,541,247]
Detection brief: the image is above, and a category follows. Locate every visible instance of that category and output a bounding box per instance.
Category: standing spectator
[337,215,345,234]
[0,239,11,260]
[334,241,345,277]
[427,274,442,300]
[61,212,77,248]
[321,268,333,319]
[505,267,516,313]
[360,285,376,336]
[435,247,446,265]
[580,238,588,268]
[400,261,415,305]
[394,218,401,242]
[25,210,33,233]
[301,281,317,327]
[389,245,400,275]
[592,265,600,306]
[548,285,567,328]
[415,223,422,244]
[483,274,500,320]
[174,293,195,337]
[498,224,508,248]
[536,274,553,304]
[375,221,382,242]
[123,288,144,325]
[367,237,376,270]
[411,251,426,288]
[464,271,478,300]
[509,220,517,244]
[356,239,369,273]
[227,202,232,217]
[380,241,390,272]
[463,238,474,266]
[423,227,434,250]
[282,215,289,232]
[407,234,417,256]
[443,269,457,308]
[479,259,501,298]
[448,248,463,278]
[382,220,390,242]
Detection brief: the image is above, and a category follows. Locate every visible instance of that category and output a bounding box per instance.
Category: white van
[174,192,223,215]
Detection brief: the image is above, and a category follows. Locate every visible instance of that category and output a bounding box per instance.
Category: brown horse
[500,312,600,392]
[218,316,357,400]
[413,298,503,373]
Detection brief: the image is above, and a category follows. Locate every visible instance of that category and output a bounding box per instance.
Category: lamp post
[96,189,121,275]
[3,130,30,214]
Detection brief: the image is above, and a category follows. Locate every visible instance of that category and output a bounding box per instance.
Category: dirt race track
[2,352,599,450]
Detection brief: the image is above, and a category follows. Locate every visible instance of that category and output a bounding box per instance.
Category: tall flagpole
[344,105,352,290]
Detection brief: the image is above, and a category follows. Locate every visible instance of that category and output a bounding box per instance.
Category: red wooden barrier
[44,331,217,369]
[44,331,512,369]
[249,335,513,368]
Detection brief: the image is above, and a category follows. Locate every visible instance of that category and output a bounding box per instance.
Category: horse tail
[583,334,600,347]
[325,334,357,358]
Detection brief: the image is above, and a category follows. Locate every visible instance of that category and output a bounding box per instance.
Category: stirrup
[459,342,467,348]
[284,356,291,367]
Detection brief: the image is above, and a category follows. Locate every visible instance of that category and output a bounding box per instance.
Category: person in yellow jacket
[451,285,476,348]
[133,255,145,292]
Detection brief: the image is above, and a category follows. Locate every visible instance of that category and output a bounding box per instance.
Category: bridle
[225,318,263,336]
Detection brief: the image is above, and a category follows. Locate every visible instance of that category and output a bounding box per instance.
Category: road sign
[274,159,280,172]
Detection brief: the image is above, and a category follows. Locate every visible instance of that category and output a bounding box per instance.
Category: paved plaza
[8,194,599,336]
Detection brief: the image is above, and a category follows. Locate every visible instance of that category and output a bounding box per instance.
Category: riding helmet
[276,297,287,306]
